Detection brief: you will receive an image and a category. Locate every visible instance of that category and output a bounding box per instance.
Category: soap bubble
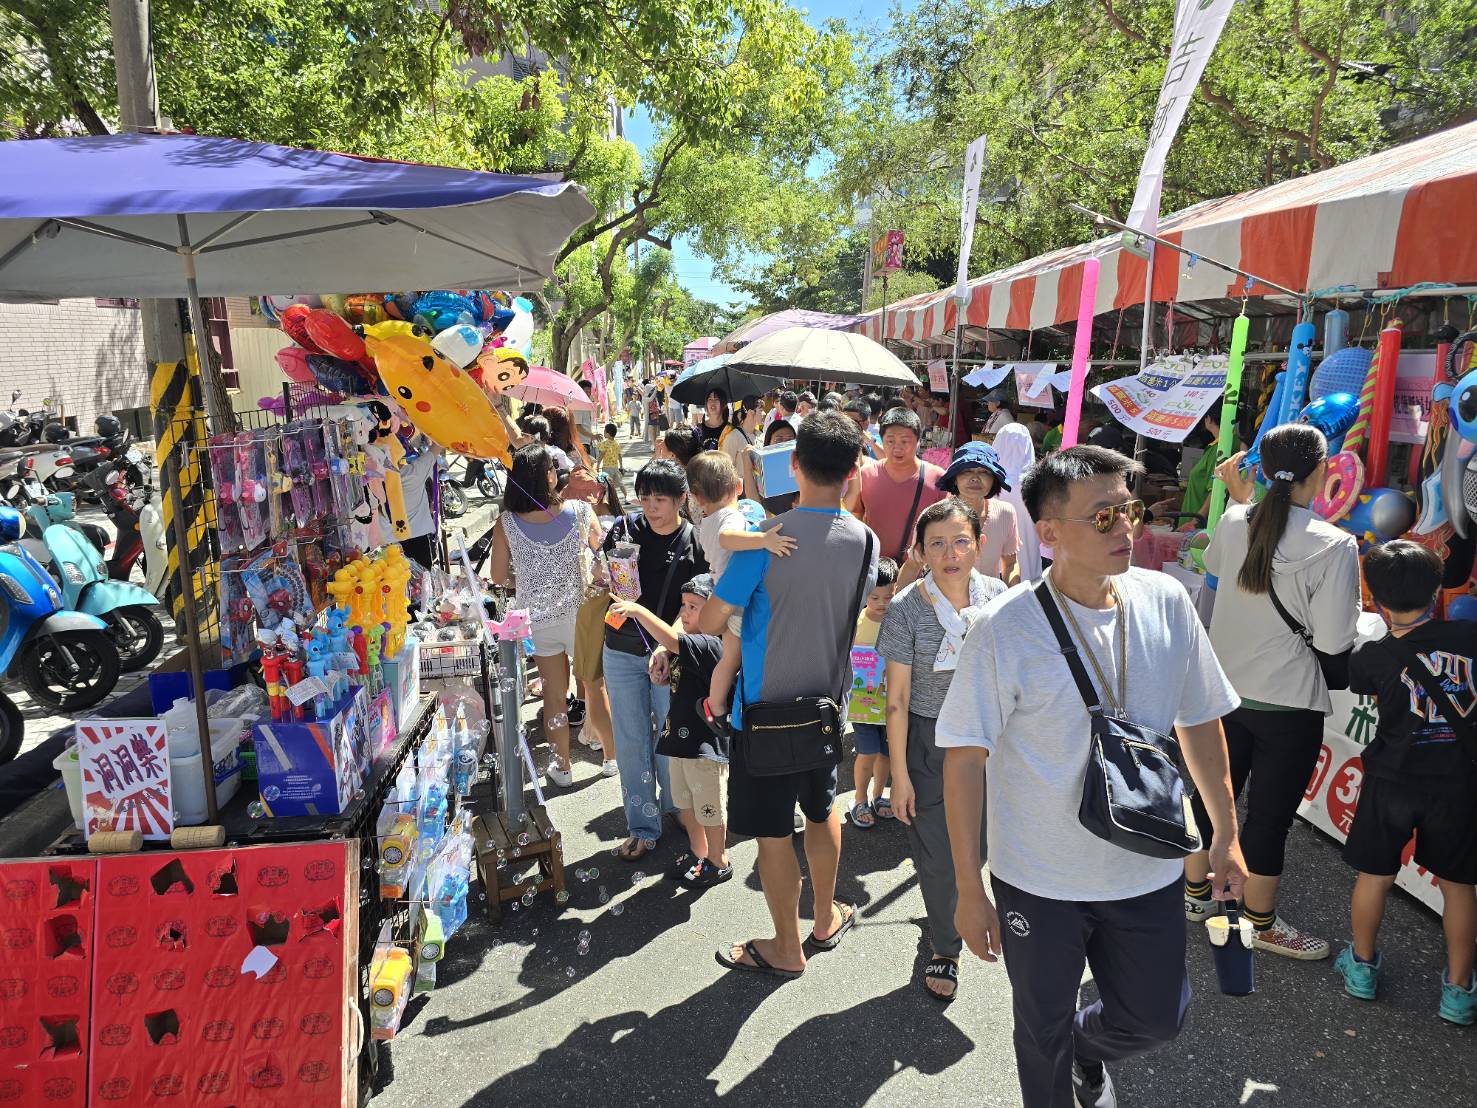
[586,867,599,880]
[640,771,652,783]
[631,871,646,884]
[574,868,587,882]
[517,831,532,847]
[578,929,591,944]
[478,893,486,902]
[262,785,281,801]
[362,855,373,869]
[555,890,570,905]
[641,803,658,819]
[532,927,539,937]
[246,801,266,819]
[482,753,496,765]
[597,887,610,904]
[610,902,625,916]
[511,848,521,859]
[521,890,535,907]
[565,966,576,979]
[510,900,520,911]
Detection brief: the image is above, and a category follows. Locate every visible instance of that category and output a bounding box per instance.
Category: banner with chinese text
[1093,353,1228,442]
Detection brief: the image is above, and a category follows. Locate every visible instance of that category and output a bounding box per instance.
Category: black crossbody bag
[1381,634,1477,771]
[1034,580,1202,859]
[738,532,875,777]
[1267,579,1351,690]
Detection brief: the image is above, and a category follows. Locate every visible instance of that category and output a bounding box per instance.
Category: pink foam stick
[1060,256,1100,449]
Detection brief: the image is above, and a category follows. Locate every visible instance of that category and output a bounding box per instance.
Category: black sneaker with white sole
[1072,1058,1116,1108]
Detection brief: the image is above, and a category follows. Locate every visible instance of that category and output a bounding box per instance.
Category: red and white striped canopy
[855,120,1477,346]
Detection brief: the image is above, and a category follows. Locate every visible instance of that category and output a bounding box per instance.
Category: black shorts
[726,741,838,839]
[1343,774,1477,885]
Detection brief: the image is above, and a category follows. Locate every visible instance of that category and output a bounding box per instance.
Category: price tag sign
[285,676,329,707]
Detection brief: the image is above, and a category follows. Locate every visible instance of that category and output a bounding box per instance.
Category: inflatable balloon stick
[363,332,511,463]
[1342,342,1386,458]
[1206,312,1251,531]
[1323,308,1349,357]
[1240,370,1286,475]
[1280,321,1317,425]
[1363,322,1403,487]
[1060,256,1100,448]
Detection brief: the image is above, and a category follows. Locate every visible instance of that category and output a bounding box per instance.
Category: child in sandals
[849,558,899,828]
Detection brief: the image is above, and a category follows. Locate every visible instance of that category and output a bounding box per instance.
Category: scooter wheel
[105,606,164,673]
[441,482,467,519]
[18,629,121,712]
[476,473,502,501]
[0,693,21,764]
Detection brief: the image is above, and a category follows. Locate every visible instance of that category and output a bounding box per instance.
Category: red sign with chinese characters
[77,719,172,841]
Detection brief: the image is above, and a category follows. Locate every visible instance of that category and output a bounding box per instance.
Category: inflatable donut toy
[1311,450,1364,523]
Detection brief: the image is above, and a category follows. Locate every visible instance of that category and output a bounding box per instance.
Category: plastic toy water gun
[378,812,418,899]
[370,947,413,1040]
[413,913,444,996]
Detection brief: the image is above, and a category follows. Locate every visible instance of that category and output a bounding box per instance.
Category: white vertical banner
[955,136,988,302]
[1125,0,1238,235]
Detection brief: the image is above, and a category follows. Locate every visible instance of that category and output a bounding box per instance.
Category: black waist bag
[1035,581,1202,860]
[739,532,874,777]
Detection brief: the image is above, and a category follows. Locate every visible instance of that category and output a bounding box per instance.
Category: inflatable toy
[1297,391,1359,454]
[1340,487,1416,549]
[1280,321,1316,424]
[473,347,530,394]
[275,345,316,384]
[304,308,369,363]
[1311,450,1364,523]
[1446,594,1477,622]
[431,324,484,370]
[363,320,426,344]
[1309,345,1372,401]
[343,294,388,325]
[500,297,535,355]
[363,333,511,462]
[279,303,326,354]
[307,354,374,396]
[411,291,478,334]
[1323,308,1349,357]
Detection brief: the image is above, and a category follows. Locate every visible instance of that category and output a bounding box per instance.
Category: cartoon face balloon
[474,347,530,394]
[364,333,511,463]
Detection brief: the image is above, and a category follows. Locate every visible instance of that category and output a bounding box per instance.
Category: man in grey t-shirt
[703,412,879,980]
[938,446,1246,1108]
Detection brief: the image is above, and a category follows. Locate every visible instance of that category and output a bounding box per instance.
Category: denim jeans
[603,645,673,841]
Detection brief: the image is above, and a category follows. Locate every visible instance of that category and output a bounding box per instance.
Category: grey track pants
[904,712,987,960]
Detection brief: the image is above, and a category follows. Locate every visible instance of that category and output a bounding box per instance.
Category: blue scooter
[0,506,120,712]
[39,513,162,673]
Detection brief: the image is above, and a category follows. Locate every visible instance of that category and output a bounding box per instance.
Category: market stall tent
[855,120,1477,345]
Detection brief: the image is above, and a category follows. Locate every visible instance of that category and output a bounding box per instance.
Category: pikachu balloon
[365,333,510,463]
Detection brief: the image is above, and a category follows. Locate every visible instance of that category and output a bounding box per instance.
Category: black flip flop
[715,940,802,979]
[805,902,857,952]
[924,956,959,1002]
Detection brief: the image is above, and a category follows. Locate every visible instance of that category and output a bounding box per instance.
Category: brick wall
[0,298,149,433]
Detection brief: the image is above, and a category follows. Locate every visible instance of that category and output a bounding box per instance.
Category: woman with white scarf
[992,422,1042,580]
[877,499,1007,1001]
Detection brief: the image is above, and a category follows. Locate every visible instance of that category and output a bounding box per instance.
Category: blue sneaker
[1334,945,1382,1000]
[1439,971,1477,1026]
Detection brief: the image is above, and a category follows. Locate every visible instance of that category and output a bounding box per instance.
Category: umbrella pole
[177,217,233,432]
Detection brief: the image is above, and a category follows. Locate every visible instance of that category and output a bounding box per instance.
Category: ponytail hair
[1237,423,1327,594]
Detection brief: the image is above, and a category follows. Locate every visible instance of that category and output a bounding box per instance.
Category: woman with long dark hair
[488,443,604,788]
[1187,423,1361,959]
[697,387,731,452]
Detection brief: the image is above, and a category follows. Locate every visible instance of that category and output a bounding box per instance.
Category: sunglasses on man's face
[1057,499,1145,534]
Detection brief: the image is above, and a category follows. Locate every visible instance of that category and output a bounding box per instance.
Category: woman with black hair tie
[1187,423,1361,960]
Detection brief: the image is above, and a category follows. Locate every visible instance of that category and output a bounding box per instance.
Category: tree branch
[1097,0,1150,45]
[1290,0,1340,169]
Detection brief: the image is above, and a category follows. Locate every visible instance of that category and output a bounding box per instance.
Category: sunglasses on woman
[1057,499,1145,534]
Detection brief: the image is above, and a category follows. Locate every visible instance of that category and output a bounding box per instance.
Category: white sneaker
[546,761,574,787]
[1252,916,1330,960]
[599,758,619,778]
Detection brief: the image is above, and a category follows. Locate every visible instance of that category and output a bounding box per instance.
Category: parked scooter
[22,492,110,557]
[0,691,21,764]
[40,514,163,672]
[96,451,167,596]
[0,506,121,711]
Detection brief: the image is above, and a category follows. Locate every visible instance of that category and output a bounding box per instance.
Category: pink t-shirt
[859,459,947,560]
[973,498,1021,580]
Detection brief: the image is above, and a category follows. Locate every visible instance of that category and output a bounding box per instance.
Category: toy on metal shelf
[280,422,317,528]
[207,433,246,551]
[234,430,272,550]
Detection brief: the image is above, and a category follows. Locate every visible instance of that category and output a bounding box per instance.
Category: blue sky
[623,1,907,318]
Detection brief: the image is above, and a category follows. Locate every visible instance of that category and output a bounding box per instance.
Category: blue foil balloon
[1298,392,1360,443]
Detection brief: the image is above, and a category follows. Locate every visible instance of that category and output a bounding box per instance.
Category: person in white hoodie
[993,423,1042,580]
[1186,423,1361,960]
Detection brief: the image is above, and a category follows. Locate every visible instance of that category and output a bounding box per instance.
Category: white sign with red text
[77,718,173,841]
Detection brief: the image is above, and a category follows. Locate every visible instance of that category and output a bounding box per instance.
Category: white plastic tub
[168,719,244,826]
[54,746,84,830]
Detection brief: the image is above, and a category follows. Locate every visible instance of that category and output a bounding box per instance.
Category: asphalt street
[379,426,1465,1108]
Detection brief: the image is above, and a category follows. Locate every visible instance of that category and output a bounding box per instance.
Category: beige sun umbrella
[724,326,920,389]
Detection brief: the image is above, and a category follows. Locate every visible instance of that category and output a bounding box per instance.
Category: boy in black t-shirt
[1339,540,1477,1025]
[611,574,732,888]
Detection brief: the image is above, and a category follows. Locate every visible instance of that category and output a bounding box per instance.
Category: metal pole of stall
[1131,243,1156,488]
